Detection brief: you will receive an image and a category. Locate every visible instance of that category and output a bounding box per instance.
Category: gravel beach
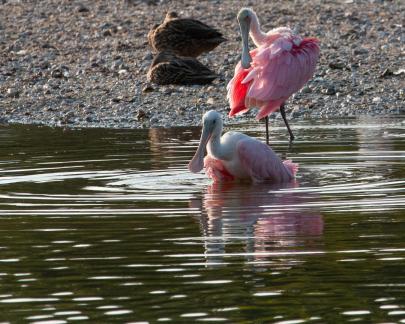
[0,0,403,129]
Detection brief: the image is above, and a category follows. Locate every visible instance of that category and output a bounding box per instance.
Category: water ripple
[0,118,403,323]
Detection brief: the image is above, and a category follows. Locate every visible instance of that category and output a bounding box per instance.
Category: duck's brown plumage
[147,51,217,85]
[148,11,226,57]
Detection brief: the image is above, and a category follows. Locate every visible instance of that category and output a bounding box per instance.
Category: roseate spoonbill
[148,11,226,57]
[188,110,298,183]
[147,50,217,85]
[227,8,320,142]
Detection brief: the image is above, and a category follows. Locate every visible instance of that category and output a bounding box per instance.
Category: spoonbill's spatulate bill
[227,8,320,143]
[188,110,298,183]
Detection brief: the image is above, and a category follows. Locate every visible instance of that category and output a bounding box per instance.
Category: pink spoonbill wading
[227,8,320,143]
[188,110,298,183]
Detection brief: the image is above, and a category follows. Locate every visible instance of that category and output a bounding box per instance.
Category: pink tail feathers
[283,160,299,178]
[228,67,252,117]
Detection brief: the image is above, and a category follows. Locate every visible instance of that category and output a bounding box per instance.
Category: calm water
[0,117,404,323]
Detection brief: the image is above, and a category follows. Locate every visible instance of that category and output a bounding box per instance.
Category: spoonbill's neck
[249,12,267,46]
[207,126,226,160]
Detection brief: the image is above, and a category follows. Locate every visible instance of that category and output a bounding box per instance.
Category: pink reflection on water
[191,181,324,267]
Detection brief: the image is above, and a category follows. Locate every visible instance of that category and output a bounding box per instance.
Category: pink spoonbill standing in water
[188,110,298,183]
[227,8,320,143]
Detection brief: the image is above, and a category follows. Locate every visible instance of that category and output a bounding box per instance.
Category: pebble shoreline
[0,0,403,129]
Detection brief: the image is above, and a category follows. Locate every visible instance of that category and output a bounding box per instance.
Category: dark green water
[0,117,404,323]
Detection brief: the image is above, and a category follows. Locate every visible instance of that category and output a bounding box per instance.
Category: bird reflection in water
[190,181,323,267]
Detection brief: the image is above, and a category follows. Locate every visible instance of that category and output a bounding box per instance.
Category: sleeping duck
[148,11,226,57]
[147,50,217,85]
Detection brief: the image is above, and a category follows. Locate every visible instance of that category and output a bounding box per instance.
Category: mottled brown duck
[148,11,226,57]
[147,51,217,85]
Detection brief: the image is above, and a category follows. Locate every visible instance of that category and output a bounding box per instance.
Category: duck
[147,50,217,85]
[148,11,226,57]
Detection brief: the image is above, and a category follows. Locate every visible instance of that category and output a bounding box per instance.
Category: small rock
[101,23,118,37]
[111,59,124,71]
[150,116,159,124]
[145,0,159,5]
[51,69,62,78]
[160,87,172,95]
[142,53,153,60]
[51,66,69,78]
[372,97,382,103]
[49,81,60,89]
[16,49,27,55]
[176,107,186,115]
[353,47,369,55]
[76,4,89,13]
[142,84,154,93]
[290,106,301,118]
[42,43,56,49]
[6,88,20,98]
[301,86,312,93]
[321,85,336,95]
[328,61,345,69]
[115,41,132,51]
[118,69,128,76]
[100,22,113,30]
[393,69,405,76]
[43,85,51,94]
[3,67,15,76]
[380,68,393,78]
[103,29,112,37]
[136,109,146,120]
[207,98,215,105]
[61,112,75,124]
[40,61,50,69]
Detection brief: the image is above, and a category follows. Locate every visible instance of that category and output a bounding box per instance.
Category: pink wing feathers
[204,156,235,182]
[237,138,298,183]
[227,49,258,117]
[244,37,320,119]
[227,64,251,117]
[228,36,319,120]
